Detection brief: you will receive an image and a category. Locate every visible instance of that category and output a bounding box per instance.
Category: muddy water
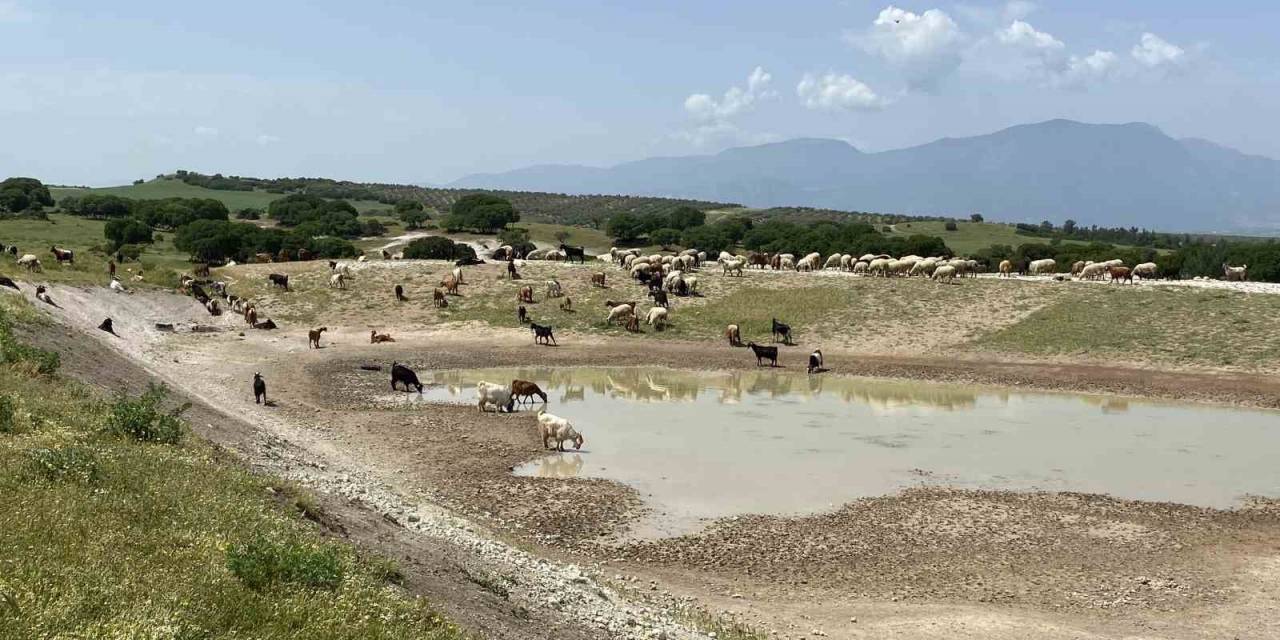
[396,367,1280,536]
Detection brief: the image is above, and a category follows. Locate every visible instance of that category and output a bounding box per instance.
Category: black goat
[559,244,586,264]
[390,362,424,392]
[747,342,778,367]
[267,273,289,290]
[771,318,793,344]
[530,322,557,346]
[253,373,267,404]
[394,284,405,301]
[649,289,669,308]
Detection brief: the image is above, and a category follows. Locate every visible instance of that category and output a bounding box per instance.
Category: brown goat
[510,379,548,405]
[433,288,448,307]
[625,315,641,333]
[370,330,395,344]
[308,327,326,349]
[590,272,606,287]
[1109,266,1133,284]
[441,274,460,295]
[725,323,741,346]
[559,297,573,312]
[517,285,534,303]
[245,307,257,326]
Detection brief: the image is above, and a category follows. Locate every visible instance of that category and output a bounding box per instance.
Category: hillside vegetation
[0,296,463,638]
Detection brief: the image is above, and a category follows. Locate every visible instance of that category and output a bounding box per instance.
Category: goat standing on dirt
[253,373,267,404]
[308,327,326,349]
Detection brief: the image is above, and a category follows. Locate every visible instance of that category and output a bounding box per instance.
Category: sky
[1,0,1278,186]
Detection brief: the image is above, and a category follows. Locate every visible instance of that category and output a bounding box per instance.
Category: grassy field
[0,213,188,287]
[973,285,1280,370]
[51,179,390,213]
[0,296,463,638]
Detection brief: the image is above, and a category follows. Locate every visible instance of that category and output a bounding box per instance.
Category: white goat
[536,409,584,451]
[476,381,515,413]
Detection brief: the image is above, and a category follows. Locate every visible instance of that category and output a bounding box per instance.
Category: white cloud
[1058,50,1118,86]
[796,72,888,111]
[854,6,965,90]
[193,125,219,137]
[997,20,1063,54]
[683,66,775,122]
[1131,32,1185,69]
[0,1,33,23]
[255,134,280,146]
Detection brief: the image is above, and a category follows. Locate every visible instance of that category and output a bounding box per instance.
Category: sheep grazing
[253,373,267,404]
[511,379,548,405]
[50,245,74,264]
[17,254,41,272]
[1223,263,1248,281]
[441,274,460,295]
[998,260,1013,277]
[537,409,584,451]
[476,381,516,413]
[517,305,528,323]
[370,330,395,344]
[390,362,423,392]
[394,284,406,301]
[517,285,534,303]
[530,322,557,345]
[1071,261,1086,277]
[1132,262,1159,280]
[807,349,824,374]
[308,327,326,349]
[1109,266,1133,284]
[851,261,869,275]
[932,264,957,283]
[823,254,843,270]
[725,324,741,346]
[646,306,668,330]
[721,258,746,276]
[747,342,778,367]
[1078,262,1108,281]
[329,273,346,289]
[771,318,792,345]
[1028,259,1056,275]
[267,273,289,290]
[607,303,634,326]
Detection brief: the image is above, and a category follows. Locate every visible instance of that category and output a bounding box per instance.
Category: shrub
[944,221,958,231]
[104,218,154,249]
[360,219,387,237]
[0,395,16,433]
[442,194,518,233]
[402,236,476,261]
[650,227,681,249]
[25,445,101,484]
[226,537,344,591]
[103,383,188,444]
[117,244,145,261]
[235,207,262,220]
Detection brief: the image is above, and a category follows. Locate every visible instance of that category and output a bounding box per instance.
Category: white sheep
[867,258,890,277]
[777,256,795,270]
[1079,262,1108,281]
[17,254,41,272]
[452,266,465,284]
[718,251,734,263]
[839,254,853,271]
[329,273,346,289]
[607,304,635,325]
[1132,262,1159,280]
[999,259,1013,277]
[852,261,869,275]
[646,306,668,329]
[722,258,746,276]
[476,381,515,413]
[823,254,843,270]
[683,276,698,294]
[1028,258,1056,275]
[663,270,684,291]
[1223,263,1248,281]
[537,409,584,451]
[932,264,957,283]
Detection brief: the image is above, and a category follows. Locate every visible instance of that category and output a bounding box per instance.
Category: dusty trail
[18,282,1280,640]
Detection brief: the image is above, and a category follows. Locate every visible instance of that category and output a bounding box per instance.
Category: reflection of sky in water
[391,367,1280,537]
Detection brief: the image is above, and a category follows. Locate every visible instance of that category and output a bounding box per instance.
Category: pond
[391,367,1280,537]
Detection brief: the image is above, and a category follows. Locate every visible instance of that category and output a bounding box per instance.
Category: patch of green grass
[0,213,189,287]
[886,220,1042,255]
[677,608,770,640]
[974,286,1280,369]
[517,222,612,252]
[0,296,465,639]
[52,179,388,214]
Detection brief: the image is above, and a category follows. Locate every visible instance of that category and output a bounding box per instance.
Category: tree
[0,177,54,212]
[267,193,362,237]
[361,219,387,236]
[650,228,681,249]
[1063,219,1077,234]
[235,208,262,220]
[606,212,648,243]
[402,236,476,261]
[499,227,531,246]
[68,194,133,219]
[666,206,706,231]
[680,225,735,255]
[174,220,245,262]
[970,213,984,223]
[1040,220,1054,232]
[105,218,154,248]
[944,221,958,231]
[395,199,429,229]
[442,194,517,233]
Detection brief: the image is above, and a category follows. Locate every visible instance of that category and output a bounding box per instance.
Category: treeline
[173,220,357,264]
[1013,220,1190,249]
[166,170,734,228]
[743,220,950,259]
[747,206,959,228]
[0,177,54,214]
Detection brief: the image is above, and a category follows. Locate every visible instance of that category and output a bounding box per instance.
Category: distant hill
[452,120,1280,232]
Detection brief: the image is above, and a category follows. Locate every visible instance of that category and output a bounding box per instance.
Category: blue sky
[1,0,1278,185]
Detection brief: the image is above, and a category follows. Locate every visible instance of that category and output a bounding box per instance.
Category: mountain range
[451,119,1280,232]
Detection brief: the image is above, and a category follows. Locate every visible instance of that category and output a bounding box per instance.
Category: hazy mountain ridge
[452,120,1280,232]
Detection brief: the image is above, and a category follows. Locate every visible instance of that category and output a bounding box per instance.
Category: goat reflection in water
[531,453,585,478]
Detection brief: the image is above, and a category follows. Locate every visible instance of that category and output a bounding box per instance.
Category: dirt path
[20,283,1280,640]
